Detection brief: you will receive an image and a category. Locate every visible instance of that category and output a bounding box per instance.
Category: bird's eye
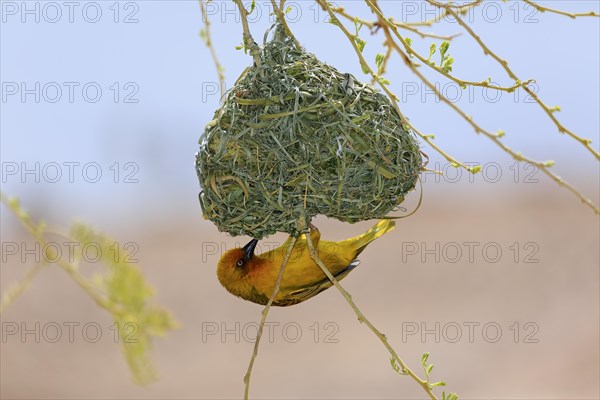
[236,259,245,268]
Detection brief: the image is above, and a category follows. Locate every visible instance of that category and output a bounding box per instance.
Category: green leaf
[327,16,340,26]
[390,357,400,372]
[436,41,454,73]
[439,42,449,65]
[426,364,434,375]
[442,57,454,73]
[469,165,482,174]
[375,53,385,69]
[355,37,366,53]
[353,16,363,36]
[428,43,436,61]
[390,357,407,375]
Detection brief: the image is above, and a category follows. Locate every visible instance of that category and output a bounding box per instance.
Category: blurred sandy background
[1,1,599,399]
[1,184,599,399]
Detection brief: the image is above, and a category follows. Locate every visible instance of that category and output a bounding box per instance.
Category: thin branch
[371,42,393,85]
[366,0,599,214]
[243,235,298,400]
[399,0,483,26]
[318,0,597,213]
[269,0,300,48]
[522,0,599,18]
[0,261,48,315]
[427,0,600,160]
[199,0,225,97]
[317,0,474,174]
[366,1,533,94]
[0,193,127,316]
[233,0,262,67]
[332,6,461,41]
[394,22,461,41]
[444,0,484,10]
[301,219,438,400]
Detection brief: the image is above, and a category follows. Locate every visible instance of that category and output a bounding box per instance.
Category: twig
[233,0,262,67]
[371,43,393,85]
[269,0,300,48]
[332,6,461,41]
[427,0,600,160]
[243,235,298,400]
[0,193,127,316]
[398,0,483,26]
[366,1,533,94]
[394,22,460,41]
[199,0,225,97]
[522,0,599,18]
[317,0,473,174]
[319,0,597,213]
[301,219,438,400]
[0,261,48,315]
[365,0,599,214]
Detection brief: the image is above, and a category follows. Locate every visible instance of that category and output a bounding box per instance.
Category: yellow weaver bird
[217,220,395,306]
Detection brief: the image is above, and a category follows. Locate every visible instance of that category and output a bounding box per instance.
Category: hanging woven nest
[195,24,423,239]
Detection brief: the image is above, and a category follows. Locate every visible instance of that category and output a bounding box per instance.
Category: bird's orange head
[217,239,259,300]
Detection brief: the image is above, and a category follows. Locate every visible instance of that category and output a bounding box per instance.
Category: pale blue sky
[1,1,599,228]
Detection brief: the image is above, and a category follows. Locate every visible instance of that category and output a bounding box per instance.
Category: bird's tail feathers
[353,219,396,256]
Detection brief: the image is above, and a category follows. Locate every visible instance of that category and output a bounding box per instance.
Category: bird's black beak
[242,239,258,261]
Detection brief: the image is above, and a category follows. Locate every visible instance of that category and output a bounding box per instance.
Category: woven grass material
[195,24,423,239]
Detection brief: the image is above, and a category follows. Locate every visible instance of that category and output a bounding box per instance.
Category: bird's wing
[276,259,360,307]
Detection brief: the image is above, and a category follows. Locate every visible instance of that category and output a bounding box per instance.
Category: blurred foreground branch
[0,193,178,384]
